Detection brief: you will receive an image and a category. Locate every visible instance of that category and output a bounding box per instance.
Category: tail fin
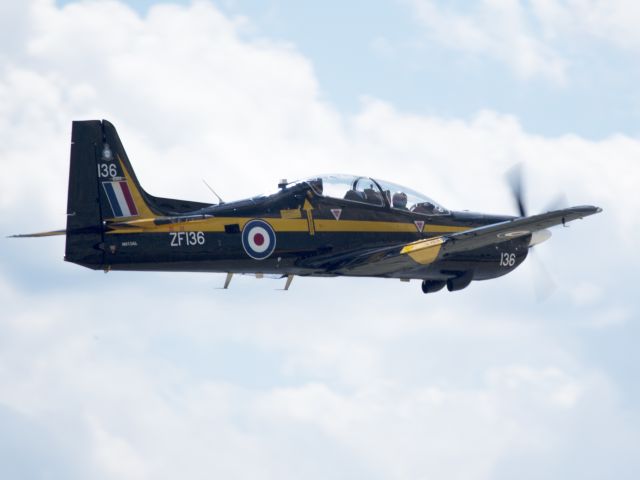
[65,120,159,268]
[98,120,158,221]
[65,121,104,268]
[64,120,211,269]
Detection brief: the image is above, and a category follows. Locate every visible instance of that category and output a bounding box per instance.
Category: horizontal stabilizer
[9,229,66,238]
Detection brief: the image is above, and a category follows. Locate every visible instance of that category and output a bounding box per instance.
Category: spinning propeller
[506,163,569,218]
[505,163,559,299]
[506,163,528,217]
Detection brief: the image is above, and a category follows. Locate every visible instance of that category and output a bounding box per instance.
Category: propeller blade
[543,192,569,213]
[505,163,527,217]
[529,248,557,302]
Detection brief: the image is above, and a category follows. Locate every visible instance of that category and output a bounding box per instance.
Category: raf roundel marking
[242,219,276,260]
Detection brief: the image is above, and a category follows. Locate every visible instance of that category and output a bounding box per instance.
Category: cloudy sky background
[1,0,639,478]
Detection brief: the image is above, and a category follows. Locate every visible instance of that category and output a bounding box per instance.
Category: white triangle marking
[331,209,342,221]
[414,220,425,233]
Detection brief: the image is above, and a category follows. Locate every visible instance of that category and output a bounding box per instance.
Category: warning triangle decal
[414,220,425,233]
[331,209,342,220]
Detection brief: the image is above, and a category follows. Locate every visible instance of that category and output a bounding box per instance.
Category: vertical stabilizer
[63,119,208,270]
[65,120,105,269]
[64,120,162,268]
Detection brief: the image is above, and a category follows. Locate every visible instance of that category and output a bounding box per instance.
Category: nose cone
[530,229,552,247]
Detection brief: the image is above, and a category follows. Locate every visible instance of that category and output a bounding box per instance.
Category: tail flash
[102,178,140,218]
[98,121,156,220]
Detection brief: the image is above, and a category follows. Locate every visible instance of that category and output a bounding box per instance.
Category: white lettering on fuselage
[170,231,205,247]
[499,252,516,267]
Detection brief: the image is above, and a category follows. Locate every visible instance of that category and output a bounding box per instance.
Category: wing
[317,205,602,276]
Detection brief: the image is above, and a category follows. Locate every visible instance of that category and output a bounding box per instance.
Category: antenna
[202,179,225,204]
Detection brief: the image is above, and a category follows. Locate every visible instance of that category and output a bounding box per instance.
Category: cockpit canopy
[305,174,449,215]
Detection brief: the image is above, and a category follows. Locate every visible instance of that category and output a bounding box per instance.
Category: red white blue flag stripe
[102,181,139,217]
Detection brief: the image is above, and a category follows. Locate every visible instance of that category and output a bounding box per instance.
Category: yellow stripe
[107,217,310,234]
[425,224,467,233]
[280,208,302,219]
[303,199,315,235]
[106,216,470,235]
[314,219,415,232]
[121,157,155,218]
[314,219,467,233]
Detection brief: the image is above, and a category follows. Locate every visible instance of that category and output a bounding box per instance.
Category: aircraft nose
[529,229,552,247]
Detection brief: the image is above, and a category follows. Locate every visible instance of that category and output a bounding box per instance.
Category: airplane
[12,120,602,294]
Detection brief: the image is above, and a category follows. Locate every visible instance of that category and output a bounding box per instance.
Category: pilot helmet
[392,191,408,208]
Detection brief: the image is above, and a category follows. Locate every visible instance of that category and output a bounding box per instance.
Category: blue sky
[224,0,640,139]
[2,1,640,478]
[58,0,640,138]
[61,0,640,139]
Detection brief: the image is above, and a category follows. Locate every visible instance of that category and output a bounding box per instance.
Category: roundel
[242,219,276,260]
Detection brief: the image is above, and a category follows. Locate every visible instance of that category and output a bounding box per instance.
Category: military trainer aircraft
[13,120,602,294]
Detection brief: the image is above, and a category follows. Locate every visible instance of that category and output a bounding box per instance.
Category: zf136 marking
[170,231,205,247]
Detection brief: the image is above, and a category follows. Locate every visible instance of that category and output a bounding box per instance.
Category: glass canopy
[305,174,449,215]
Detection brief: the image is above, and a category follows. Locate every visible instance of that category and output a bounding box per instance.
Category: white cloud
[1,1,639,479]
[409,0,640,84]
[89,415,150,480]
[532,0,640,49]
[409,0,568,83]
[569,281,603,306]
[2,276,636,479]
[587,306,633,329]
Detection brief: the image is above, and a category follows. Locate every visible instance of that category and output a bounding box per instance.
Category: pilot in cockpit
[307,178,323,195]
[412,202,439,215]
[392,191,408,210]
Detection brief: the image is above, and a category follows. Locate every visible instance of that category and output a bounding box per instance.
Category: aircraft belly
[101,231,415,275]
[98,230,529,280]
[436,236,530,281]
[329,235,531,281]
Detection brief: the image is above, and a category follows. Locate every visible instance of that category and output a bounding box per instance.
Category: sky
[1,0,639,479]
